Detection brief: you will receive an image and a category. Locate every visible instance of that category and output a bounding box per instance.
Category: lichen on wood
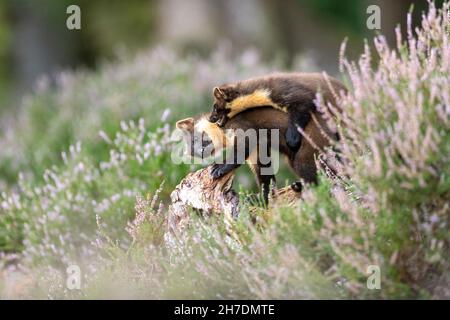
[167,166,238,232]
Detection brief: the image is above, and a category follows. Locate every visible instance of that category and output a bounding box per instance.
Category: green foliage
[302,0,366,35]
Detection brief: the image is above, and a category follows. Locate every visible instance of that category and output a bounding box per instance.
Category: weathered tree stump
[167,165,302,233]
[167,166,238,233]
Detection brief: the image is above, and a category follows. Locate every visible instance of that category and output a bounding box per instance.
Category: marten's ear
[214,86,238,102]
[176,117,194,131]
[213,87,225,100]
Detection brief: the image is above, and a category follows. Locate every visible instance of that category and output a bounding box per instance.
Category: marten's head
[176,115,231,159]
[209,85,239,127]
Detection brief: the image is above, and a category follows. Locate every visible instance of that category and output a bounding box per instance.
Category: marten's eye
[213,103,218,111]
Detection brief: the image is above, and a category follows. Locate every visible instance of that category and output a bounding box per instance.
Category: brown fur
[210,72,346,127]
[221,107,335,184]
[177,106,336,192]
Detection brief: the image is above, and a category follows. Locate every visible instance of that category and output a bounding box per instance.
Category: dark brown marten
[176,106,337,202]
[209,72,346,152]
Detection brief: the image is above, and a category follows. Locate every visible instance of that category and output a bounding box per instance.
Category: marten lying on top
[176,106,338,203]
[208,72,346,152]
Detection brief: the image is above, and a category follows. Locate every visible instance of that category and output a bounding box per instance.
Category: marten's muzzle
[209,109,228,128]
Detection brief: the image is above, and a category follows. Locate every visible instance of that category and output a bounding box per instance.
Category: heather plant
[0,1,449,300]
[1,118,179,265]
[0,47,294,255]
[310,0,450,297]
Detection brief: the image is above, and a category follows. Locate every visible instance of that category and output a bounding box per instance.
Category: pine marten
[208,72,346,152]
[176,106,337,202]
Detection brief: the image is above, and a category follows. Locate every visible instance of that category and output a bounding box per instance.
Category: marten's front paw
[210,164,229,179]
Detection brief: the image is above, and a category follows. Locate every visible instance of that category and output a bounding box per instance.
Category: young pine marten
[176,106,337,202]
[209,72,346,152]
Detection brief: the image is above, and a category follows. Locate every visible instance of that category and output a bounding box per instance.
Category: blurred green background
[0,0,436,112]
